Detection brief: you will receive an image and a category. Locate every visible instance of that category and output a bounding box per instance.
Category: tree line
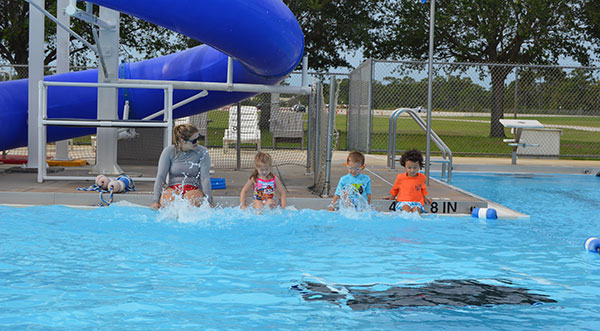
[371,68,600,115]
[2,0,600,136]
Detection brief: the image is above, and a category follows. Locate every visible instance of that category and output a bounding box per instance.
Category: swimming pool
[1,173,599,329]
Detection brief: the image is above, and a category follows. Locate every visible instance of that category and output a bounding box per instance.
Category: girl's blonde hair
[249,152,274,181]
[173,123,199,153]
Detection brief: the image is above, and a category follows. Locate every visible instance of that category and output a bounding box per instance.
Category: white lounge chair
[270,107,305,149]
[223,105,261,153]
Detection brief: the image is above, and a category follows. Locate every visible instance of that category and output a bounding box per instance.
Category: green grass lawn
[347,114,600,157]
[63,111,600,158]
[433,116,600,128]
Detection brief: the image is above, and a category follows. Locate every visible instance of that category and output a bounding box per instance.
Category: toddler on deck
[240,152,287,210]
[329,151,372,211]
[384,149,432,213]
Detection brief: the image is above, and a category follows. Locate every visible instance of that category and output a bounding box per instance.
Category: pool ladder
[387,107,453,181]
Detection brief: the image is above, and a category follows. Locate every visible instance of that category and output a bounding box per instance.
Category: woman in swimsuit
[150,123,213,209]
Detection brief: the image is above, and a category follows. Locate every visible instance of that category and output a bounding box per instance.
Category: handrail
[37,81,174,183]
[387,107,453,180]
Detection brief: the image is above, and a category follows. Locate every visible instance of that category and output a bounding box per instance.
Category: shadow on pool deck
[1,151,598,217]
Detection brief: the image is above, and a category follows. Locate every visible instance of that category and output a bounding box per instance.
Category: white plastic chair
[223,106,261,153]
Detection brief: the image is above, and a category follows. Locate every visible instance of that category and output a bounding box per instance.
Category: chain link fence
[307,75,350,196]
[0,66,320,170]
[348,59,600,159]
[171,72,310,170]
[0,62,353,195]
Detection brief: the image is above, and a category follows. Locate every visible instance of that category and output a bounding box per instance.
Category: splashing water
[335,187,371,215]
[156,192,213,223]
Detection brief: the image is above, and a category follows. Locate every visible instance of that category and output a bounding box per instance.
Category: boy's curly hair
[400,149,424,168]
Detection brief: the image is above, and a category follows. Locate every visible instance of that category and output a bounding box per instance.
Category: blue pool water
[1,173,600,329]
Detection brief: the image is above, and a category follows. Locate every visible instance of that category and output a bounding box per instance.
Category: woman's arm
[152,147,172,208]
[199,148,213,206]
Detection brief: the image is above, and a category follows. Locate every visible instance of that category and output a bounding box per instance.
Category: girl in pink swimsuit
[240,152,287,210]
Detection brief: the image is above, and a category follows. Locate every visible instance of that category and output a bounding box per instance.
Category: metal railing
[37,80,174,183]
[387,107,453,180]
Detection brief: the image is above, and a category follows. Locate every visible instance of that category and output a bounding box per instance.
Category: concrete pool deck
[1,151,599,218]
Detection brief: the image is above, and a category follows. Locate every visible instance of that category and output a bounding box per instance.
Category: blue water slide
[0,0,304,150]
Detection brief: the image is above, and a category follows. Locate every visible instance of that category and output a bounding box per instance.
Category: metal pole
[37,81,46,183]
[314,80,321,185]
[26,0,44,169]
[165,86,173,148]
[513,66,519,119]
[306,84,312,174]
[236,102,242,170]
[226,56,234,88]
[301,56,308,87]
[324,76,336,196]
[55,0,71,161]
[425,0,436,186]
[367,59,374,153]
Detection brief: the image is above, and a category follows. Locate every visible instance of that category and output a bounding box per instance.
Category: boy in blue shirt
[328,151,372,211]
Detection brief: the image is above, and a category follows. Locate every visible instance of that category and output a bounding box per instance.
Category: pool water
[1,173,599,329]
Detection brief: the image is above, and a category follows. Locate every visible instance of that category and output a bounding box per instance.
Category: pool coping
[0,184,527,219]
[432,178,529,220]
[4,153,594,219]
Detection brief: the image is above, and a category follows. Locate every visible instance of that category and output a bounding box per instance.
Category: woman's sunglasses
[184,137,200,144]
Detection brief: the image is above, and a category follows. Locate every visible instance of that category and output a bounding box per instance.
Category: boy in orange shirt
[384,149,432,213]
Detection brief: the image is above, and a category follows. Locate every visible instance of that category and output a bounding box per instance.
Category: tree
[2,1,380,74]
[582,0,600,52]
[283,0,384,71]
[368,0,592,137]
[0,0,196,76]
[0,0,37,67]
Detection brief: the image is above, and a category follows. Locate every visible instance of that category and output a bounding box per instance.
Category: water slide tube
[0,0,304,150]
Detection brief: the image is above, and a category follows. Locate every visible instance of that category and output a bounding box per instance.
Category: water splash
[333,187,371,219]
[156,192,214,223]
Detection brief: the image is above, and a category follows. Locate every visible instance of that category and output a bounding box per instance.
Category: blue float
[584,237,600,254]
[472,207,498,219]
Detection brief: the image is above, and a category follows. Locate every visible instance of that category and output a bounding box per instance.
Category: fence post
[324,76,336,197]
[305,83,313,175]
[513,66,519,119]
[367,58,374,153]
[236,102,241,170]
[313,80,321,185]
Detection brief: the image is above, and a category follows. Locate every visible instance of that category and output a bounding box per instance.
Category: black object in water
[291,279,556,310]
